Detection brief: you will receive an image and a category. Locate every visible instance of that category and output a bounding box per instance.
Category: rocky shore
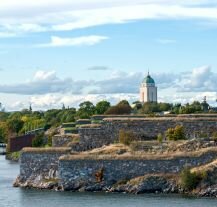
[13,173,217,198]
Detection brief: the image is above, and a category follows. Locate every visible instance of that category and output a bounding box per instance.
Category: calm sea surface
[0,156,217,207]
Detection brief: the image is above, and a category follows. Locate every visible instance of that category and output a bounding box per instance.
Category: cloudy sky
[0,0,217,110]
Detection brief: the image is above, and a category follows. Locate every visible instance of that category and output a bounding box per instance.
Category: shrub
[6,151,20,161]
[32,133,44,147]
[47,134,52,147]
[211,132,217,141]
[157,133,163,143]
[166,125,186,141]
[180,168,201,191]
[198,132,209,139]
[119,129,135,146]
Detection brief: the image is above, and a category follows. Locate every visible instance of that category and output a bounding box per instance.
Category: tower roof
[142,73,155,84]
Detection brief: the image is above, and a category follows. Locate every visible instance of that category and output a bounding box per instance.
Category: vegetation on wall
[119,129,136,146]
[32,133,45,147]
[211,132,217,141]
[157,133,163,143]
[166,125,186,141]
[180,167,206,191]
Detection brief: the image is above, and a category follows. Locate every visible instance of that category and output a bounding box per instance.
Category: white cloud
[5,91,217,111]
[37,35,108,47]
[33,70,57,81]
[1,65,217,110]
[0,32,17,38]
[177,65,217,92]
[0,1,217,36]
[0,66,216,110]
[0,69,175,95]
[0,70,75,95]
[50,5,217,32]
[29,93,139,110]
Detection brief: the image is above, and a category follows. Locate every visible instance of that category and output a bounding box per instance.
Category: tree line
[0,99,214,143]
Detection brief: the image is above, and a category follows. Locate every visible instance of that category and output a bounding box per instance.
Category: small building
[140,72,157,103]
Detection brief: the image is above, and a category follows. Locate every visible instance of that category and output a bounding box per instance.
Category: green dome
[142,74,155,84]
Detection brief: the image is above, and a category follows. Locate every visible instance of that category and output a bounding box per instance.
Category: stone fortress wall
[17,115,217,192]
[18,148,71,185]
[59,149,217,190]
[76,116,217,151]
[17,147,217,191]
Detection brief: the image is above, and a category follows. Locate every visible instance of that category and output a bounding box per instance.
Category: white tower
[140,72,157,103]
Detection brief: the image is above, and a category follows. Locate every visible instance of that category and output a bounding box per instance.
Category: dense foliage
[139,102,172,114]
[105,100,132,115]
[32,133,45,147]
[171,101,208,114]
[165,125,186,141]
[0,99,214,143]
[180,168,204,191]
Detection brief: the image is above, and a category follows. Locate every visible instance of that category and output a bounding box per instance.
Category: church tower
[140,72,157,103]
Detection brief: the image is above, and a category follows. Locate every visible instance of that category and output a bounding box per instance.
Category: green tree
[44,109,62,127]
[7,118,24,135]
[105,100,132,115]
[32,133,44,147]
[171,103,182,114]
[95,100,111,114]
[158,102,172,112]
[140,102,160,114]
[77,101,95,118]
[0,122,9,143]
[0,112,9,122]
[132,101,143,111]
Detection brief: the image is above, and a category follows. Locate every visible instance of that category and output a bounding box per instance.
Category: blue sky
[0,0,217,110]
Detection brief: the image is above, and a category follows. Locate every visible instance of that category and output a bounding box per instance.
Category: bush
[8,151,21,161]
[166,125,186,141]
[180,168,201,191]
[157,133,163,143]
[211,132,217,141]
[32,133,44,147]
[198,132,209,139]
[119,129,135,146]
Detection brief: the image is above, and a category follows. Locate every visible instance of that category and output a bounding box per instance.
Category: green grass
[62,123,76,128]
[6,151,21,161]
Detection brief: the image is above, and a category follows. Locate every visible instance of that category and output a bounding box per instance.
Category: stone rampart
[59,149,217,190]
[52,135,79,147]
[77,117,217,151]
[18,148,71,184]
[77,127,114,151]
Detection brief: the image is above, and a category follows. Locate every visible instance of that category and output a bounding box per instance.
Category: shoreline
[13,173,217,198]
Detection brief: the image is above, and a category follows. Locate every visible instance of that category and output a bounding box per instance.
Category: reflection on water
[0,156,216,207]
